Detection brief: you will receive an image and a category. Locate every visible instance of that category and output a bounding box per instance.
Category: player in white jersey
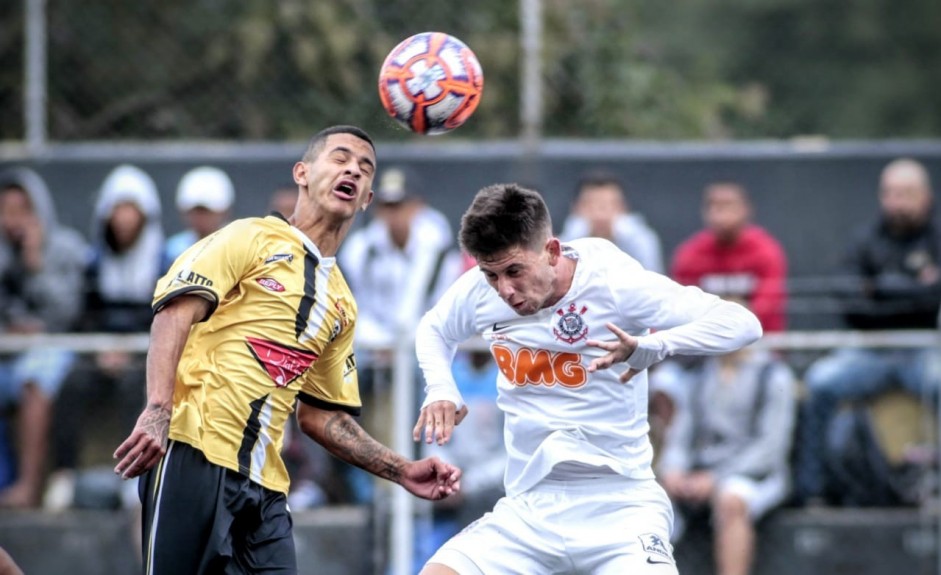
[413,183,763,575]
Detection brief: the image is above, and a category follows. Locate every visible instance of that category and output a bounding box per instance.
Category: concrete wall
[0,507,936,575]
[0,507,372,575]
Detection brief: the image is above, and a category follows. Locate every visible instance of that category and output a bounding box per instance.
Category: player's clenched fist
[413,401,468,446]
[400,457,463,500]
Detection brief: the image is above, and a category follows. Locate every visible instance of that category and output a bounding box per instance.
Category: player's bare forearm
[113,295,208,479]
[301,407,406,483]
[146,296,210,407]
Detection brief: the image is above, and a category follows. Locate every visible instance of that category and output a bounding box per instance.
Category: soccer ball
[378,32,484,135]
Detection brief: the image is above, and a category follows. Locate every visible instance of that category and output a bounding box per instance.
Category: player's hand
[413,401,468,446]
[113,404,171,479]
[399,456,462,501]
[586,322,641,383]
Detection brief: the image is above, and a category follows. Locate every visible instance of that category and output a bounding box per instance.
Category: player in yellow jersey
[113,125,462,574]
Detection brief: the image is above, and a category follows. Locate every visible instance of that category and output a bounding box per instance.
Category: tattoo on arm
[323,413,404,482]
[142,403,172,450]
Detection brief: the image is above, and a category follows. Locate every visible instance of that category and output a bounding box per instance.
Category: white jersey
[416,238,762,497]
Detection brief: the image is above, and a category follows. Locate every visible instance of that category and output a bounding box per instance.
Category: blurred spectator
[658,331,797,575]
[338,165,455,502]
[0,168,88,508]
[47,164,164,509]
[341,166,455,347]
[161,166,234,272]
[672,181,788,332]
[795,158,941,505]
[269,185,298,218]
[416,351,506,565]
[83,164,165,333]
[559,170,664,272]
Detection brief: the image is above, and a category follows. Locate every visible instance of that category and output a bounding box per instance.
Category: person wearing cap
[340,166,457,352]
[161,166,235,272]
[338,166,458,501]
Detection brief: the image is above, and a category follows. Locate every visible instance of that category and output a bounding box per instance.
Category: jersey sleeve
[606,247,763,371]
[415,266,482,410]
[297,315,362,416]
[152,219,260,318]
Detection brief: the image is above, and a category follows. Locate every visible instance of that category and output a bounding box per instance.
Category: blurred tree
[0,0,938,140]
[710,0,941,138]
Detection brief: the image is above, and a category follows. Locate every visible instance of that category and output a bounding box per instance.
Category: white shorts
[425,474,678,575]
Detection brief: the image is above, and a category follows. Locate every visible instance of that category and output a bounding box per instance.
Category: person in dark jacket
[795,158,941,504]
[0,168,88,508]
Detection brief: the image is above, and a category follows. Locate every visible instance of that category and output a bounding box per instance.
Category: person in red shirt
[671,182,788,332]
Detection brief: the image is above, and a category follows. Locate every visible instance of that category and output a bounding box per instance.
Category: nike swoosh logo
[646,557,671,565]
[492,322,511,331]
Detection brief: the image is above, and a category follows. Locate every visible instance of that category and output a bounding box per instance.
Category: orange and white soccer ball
[378,32,484,135]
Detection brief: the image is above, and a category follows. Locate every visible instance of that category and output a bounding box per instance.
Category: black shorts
[139,440,296,574]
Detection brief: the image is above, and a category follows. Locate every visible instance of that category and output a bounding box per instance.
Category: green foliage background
[2,0,939,141]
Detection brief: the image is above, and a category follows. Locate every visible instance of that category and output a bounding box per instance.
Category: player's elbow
[296,402,330,443]
[742,309,763,344]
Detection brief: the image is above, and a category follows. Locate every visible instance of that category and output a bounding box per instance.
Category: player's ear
[546,237,562,264]
[361,189,374,212]
[292,162,308,188]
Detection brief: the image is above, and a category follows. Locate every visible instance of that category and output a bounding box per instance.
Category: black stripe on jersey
[237,394,269,475]
[152,287,218,321]
[294,248,319,339]
[297,391,361,417]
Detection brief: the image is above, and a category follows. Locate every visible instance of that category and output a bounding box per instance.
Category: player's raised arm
[297,402,461,500]
[113,295,210,479]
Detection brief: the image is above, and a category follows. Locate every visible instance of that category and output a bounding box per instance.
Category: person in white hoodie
[85,164,165,333]
[46,164,165,508]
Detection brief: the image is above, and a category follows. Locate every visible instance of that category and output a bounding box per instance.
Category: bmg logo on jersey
[492,344,587,388]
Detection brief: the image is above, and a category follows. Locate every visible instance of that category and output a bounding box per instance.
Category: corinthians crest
[553,302,589,344]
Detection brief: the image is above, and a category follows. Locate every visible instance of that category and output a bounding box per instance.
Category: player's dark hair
[459,183,552,259]
[302,125,375,162]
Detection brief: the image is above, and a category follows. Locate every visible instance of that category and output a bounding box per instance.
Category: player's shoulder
[565,237,640,270]
[216,215,292,241]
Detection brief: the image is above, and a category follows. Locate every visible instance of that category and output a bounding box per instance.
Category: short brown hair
[459,183,552,259]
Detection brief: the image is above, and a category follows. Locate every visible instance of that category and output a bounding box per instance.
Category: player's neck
[289,213,353,257]
[545,254,577,309]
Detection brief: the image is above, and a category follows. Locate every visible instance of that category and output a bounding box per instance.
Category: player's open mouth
[334,180,357,200]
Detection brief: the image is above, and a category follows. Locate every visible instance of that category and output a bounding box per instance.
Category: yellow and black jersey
[153,213,361,494]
